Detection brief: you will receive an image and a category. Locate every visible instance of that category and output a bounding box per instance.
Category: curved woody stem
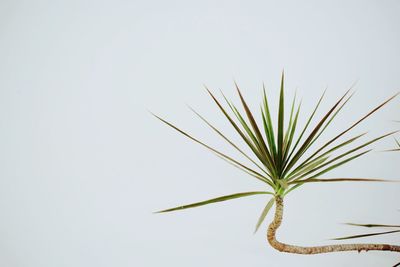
[267,196,400,254]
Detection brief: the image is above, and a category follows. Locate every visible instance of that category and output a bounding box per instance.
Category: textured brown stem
[267,196,400,254]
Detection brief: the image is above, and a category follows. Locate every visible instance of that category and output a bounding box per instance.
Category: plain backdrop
[0,0,400,266]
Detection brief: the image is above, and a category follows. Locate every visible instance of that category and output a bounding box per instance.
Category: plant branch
[267,196,400,254]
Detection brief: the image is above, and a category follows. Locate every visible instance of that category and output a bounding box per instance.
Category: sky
[0,0,400,266]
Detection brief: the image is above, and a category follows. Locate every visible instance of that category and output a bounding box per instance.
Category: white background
[0,0,399,266]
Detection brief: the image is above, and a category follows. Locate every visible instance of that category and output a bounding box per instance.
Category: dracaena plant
[153,73,400,255]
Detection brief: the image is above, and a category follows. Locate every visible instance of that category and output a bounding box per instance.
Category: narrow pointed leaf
[156,191,274,213]
[384,149,400,152]
[277,72,285,171]
[285,90,325,164]
[235,83,270,159]
[230,103,260,147]
[332,230,400,240]
[283,93,296,149]
[283,101,301,164]
[290,177,395,184]
[261,107,275,156]
[254,198,275,233]
[345,223,400,228]
[263,85,277,155]
[188,106,268,175]
[152,113,269,183]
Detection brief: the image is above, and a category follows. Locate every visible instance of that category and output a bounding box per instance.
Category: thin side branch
[267,196,400,254]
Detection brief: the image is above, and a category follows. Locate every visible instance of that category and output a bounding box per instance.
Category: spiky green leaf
[332,230,400,240]
[156,191,273,213]
[345,223,400,228]
[152,113,269,184]
[254,198,275,233]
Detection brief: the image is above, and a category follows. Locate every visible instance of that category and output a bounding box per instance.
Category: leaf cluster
[154,74,397,231]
